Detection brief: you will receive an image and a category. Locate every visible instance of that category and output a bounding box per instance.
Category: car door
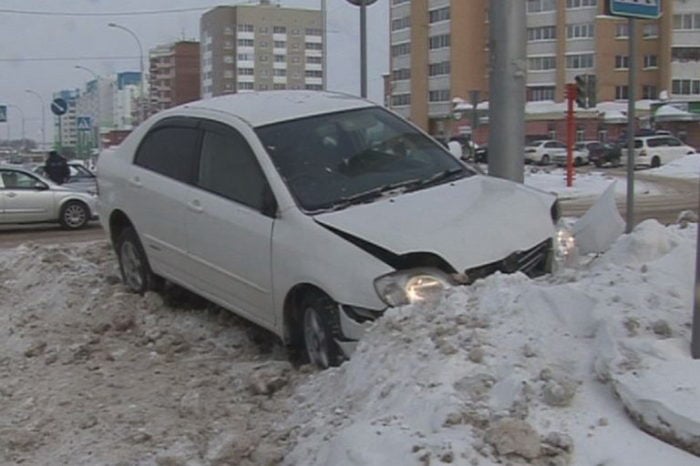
[665,137,687,161]
[0,169,55,223]
[185,119,275,326]
[127,118,202,281]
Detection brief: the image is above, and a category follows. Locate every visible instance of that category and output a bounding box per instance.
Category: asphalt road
[0,170,696,249]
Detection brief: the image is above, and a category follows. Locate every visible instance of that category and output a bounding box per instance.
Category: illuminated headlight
[554,225,576,262]
[374,268,452,307]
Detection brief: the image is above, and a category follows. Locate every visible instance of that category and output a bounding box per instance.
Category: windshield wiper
[415,167,465,189]
[314,179,422,213]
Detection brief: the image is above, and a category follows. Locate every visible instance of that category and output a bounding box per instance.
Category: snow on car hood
[314,175,556,271]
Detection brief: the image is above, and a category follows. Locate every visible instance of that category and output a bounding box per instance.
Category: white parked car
[97,91,570,368]
[0,165,97,229]
[621,135,696,167]
[525,140,565,165]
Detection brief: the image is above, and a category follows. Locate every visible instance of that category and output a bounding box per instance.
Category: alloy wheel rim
[64,204,86,228]
[304,306,329,368]
[120,242,144,290]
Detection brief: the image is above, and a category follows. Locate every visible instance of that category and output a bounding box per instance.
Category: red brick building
[149,41,201,115]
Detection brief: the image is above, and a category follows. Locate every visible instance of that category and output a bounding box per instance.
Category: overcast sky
[0,0,389,144]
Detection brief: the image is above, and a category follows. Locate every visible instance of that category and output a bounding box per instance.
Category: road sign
[609,0,661,19]
[51,98,68,116]
[0,105,6,122]
[77,116,92,131]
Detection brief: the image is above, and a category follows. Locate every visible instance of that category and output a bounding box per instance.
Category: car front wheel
[541,154,550,165]
[302,293,344,369]
[59,201,89,229]
[116,227,162,294]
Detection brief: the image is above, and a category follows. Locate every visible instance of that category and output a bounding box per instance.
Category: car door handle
[129,176,142,188]
[6,192,17,198]
[188,200,204,213]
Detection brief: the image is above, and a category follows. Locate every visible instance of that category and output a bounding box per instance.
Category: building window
[391,16,411,31]
[615,85,628,100]
[528,55,556,71]
[274,83,286,90]
[224,26,234,35]
[224,40,234,49]
[305,42,323,50]
[306,56,322,64]
[528,86,556,101]
[392,0,411,5]
[673,13,700,30]
[259,26,269,34]
[391,42,411,57]
[428,61,450,77]
[643,54,657,69]
[566,0,597,8]
[527,0,556,13]
[305,84,323,90]
[273,40,286,48]
[224,56,234,64]
[237,39,254,47]
[274,69,287,77]
[566,53,594,69]
[305,70,323,78]
[237,53,253,61]
[615,55,629,69]
[615,22,629,38]
[237,24,254,33]
[643,23,659,38]
[672,47,700,62]
[527,26,556,41]
[642,85,657,100]
[238,82,254,90]
[429,7,450,23]
[259,40,269,48]
[566,23,594,39]
[672,79,700,95]
[305,28,323,36]
[392,94,411,106]
[274,55,286,63]
[429,89,450,102]
[291,28,301,35]
[273,26,287,34]
[393,68,411,80]
[237,68,254,75]
[428,34,450,50]
[576,130,584,142]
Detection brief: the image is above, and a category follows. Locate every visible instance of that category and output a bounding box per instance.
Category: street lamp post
[75,65,102,153]
[108,22,146,123]
[25,89,46,151]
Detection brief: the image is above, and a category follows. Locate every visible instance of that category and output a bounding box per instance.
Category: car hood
[314,175,556,271]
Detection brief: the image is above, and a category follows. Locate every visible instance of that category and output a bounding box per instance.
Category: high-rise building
[149,41,201,114]
[200,0,324,98]
[76,77,115,149]
[113,71,145,130]
[389,0,697,135]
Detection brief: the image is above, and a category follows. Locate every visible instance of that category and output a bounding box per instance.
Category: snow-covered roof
[181,91,375,127]
[603,110,627,124]
[654,104,698,122]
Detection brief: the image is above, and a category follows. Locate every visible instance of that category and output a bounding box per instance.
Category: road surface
[0,222,106,248]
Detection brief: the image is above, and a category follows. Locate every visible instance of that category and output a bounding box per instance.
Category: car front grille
[464,238,552,284]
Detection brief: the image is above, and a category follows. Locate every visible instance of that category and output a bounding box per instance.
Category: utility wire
[0,56,141,62]
[0,7,210,16]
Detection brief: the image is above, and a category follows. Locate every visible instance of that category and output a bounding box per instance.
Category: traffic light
[574,75,587,109]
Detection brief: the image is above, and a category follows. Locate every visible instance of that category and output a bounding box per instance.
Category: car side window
[647,138,664,148]
[134,126,201,183]
[1,170,43,189]
[667,138,682,147]
[197,122,269,212]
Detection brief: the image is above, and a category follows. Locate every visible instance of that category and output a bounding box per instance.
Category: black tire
[115,227,163,294]
[300,293,344,369]
[541,154,550,165]
[59,200,89,230]
[594,159,603,168]
[651,156,661,168]
[574,157,583,167]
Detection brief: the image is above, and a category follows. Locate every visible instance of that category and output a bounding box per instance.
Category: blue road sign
[51,98,68,116]
[609,0,661,19]
[77,116,92,131]
[0,105,6,122]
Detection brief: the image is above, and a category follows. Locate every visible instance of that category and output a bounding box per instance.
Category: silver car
[33,162,98,194]
[0,165,97,229]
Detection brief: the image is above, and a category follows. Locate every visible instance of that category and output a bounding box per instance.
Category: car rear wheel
[574,156,583,167]
[651,156,661,168]
[59,201,89,230]
[301,293,343,369]
[116,227,163,294]
[541,154,550,165]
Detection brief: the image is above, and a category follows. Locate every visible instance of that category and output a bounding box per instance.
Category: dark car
[576,141,621,168]
[474,146,488,163]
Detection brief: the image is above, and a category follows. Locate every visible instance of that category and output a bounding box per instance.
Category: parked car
[0,165,97,229]
[97,91,570,368]
[525,140,584,166]
[34,161,97,193]
[621,135,696,168]
[552,144,588,167]
[579,142,622,168]
[474,145,488,163]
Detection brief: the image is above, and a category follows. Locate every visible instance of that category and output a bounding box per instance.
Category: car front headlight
[554,224,576,263]
[374,268,452,307]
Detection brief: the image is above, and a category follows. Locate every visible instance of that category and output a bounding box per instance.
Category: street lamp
[75,65,102,152]
[25,89,46,151]
[108,22,146,123]
[6,104,26,149]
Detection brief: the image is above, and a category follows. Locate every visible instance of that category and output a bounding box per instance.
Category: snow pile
[282,220,699,465]
[524,167,661,200]
[646,153,700,180]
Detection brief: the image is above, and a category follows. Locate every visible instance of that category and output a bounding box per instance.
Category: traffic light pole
[625,17,637,234]
[565,84,576,188]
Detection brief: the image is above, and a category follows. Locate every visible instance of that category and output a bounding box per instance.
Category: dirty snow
[646,153,700,180]
[1,221,699,465]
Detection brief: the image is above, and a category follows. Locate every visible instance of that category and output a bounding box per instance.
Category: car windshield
[256,107,472,213]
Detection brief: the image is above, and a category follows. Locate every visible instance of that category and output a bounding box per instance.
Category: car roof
[178,90,376,127]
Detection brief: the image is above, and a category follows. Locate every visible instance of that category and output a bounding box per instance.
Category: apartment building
[389,0,698,135]
[149,41,201,114]
[200,0,324,98]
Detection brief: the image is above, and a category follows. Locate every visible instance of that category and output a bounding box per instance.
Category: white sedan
[525,140,586,166]
[0,165,97,229]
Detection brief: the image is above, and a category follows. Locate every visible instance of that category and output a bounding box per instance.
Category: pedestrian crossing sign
[77,116,92,131]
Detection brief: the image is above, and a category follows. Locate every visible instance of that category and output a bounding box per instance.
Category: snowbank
[524,168,661,200]
[282,221,699,465]
[646,153,700,180]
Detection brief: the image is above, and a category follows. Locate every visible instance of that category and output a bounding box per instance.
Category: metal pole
[693,187,700,358]
[566,84,575,187]
[625,18,637,234]
[488,0,526,183]
[322,0,327,91]
[25,89,46,151]
[109,23,145,123]
[360,0,368,98]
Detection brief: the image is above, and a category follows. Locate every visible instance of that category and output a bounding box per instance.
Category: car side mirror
[35,182,49,191]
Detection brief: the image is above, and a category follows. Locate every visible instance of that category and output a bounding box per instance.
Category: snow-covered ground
[646,154,700,180]
[1,221,699,465]
[524,167,662,200]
